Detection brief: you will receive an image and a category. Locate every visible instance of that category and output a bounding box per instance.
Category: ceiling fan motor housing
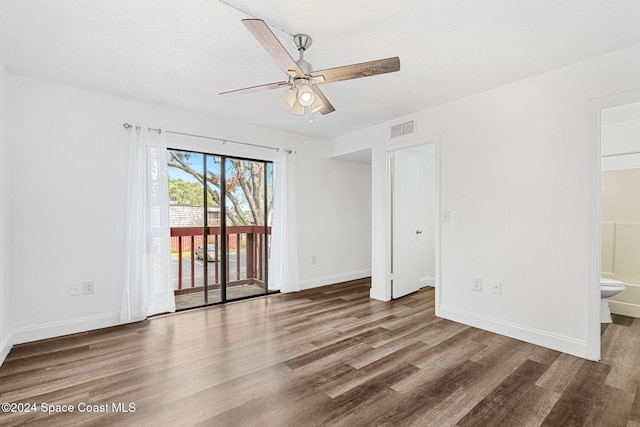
[293,34,313,74]
[293,34,312,51]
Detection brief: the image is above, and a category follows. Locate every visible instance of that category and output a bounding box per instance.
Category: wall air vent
[390,120,416,138]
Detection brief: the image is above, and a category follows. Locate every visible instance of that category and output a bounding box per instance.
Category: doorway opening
[167,149,275,310]
[589,91,640,360]
[387,140,439,300]
[600,101,640,321]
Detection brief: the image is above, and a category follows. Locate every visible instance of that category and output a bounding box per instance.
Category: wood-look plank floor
[1,279,639,426]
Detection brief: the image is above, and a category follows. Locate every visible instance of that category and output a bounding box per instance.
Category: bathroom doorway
[600,101,640,319]
[587,91,640,360]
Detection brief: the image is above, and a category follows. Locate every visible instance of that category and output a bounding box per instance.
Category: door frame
[385,135,441,313]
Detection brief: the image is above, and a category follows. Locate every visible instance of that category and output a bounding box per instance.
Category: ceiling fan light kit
[220,19,401,117]
[309,93,325,114]
[290,99,305,115]
[278,86,297,110]
[296,83,315,107]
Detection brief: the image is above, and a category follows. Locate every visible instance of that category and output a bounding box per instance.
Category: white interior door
[391,152,422,298]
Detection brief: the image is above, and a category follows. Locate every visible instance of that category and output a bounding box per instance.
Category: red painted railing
[170,225,271,295]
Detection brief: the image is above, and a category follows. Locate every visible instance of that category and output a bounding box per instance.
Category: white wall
[297,155,372,289]
[0,62,11,364]
[6,75,371,345]
[331,43,640,359]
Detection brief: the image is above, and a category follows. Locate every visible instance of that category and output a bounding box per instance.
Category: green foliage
[168,178,215,206]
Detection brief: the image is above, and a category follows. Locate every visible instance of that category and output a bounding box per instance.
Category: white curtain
[121,125,175,323]
[269,149,300,292]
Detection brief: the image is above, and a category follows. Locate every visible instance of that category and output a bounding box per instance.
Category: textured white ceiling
[1,0,639,139]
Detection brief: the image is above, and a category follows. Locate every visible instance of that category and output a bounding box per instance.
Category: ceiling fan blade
[219,81,290,97]
[242,19,305,77]
[310,57,400,84]
[311,85,335,115]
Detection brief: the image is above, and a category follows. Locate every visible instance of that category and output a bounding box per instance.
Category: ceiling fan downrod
[293,34,313,75]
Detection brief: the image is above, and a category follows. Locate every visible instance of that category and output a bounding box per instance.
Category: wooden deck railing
[170,225,271,295]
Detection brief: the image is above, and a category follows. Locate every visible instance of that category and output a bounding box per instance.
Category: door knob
[416,229,423,234]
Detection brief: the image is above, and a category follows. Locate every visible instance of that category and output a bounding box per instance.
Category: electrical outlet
[442,211,450,223]
[472,278,482,291]
[311,256,317,265]
[83,281,95,295]
[492,282,502,294]
[69,282,82,296]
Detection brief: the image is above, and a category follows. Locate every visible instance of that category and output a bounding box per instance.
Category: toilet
[600,278,626,323]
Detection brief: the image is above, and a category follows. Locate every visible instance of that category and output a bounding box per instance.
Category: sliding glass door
[168,149,274,310]
[224,158,273,300]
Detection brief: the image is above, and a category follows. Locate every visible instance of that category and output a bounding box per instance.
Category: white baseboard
[439,305,589,360]
[0,330,12,367]
[11,312,121,345]
[420,276,435,287]
[299,269,371,291]
[609,300,640,319]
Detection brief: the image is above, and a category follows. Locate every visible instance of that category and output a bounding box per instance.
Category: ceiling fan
[219,19,401,116]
